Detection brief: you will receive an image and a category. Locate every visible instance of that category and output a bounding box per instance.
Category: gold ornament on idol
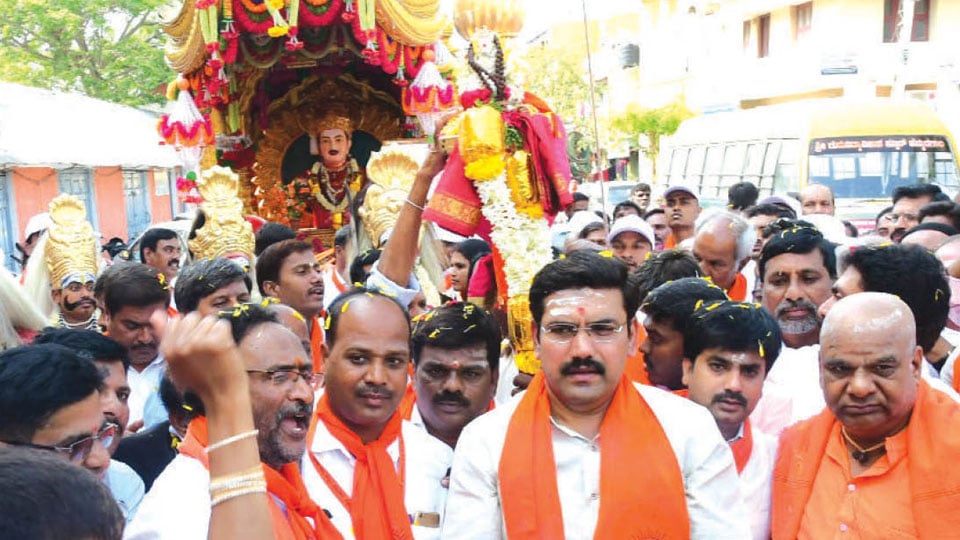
[45,194,99,288]
[189,166,256,261]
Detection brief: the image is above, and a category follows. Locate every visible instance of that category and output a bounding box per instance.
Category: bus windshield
[807,135,960,199]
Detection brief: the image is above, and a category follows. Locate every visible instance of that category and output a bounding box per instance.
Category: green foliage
[516,42,593,138]
[0,0,172,106]
[609,99,694,176]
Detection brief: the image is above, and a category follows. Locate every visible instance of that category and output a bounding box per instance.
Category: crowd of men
[2,151,960,539]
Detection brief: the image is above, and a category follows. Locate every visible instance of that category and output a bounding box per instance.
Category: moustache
[774,299,818,318]
[432,391,469,407]
[169,260,180,268]
[711,390,748,408]
[356,385,394,400]
[276,401,313,422]
[560,357,606,376]
[63,298,96,311]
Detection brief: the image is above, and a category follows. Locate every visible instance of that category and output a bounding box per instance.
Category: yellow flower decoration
[464,155,506,182]
[598,250,615,258]
[266,0,285,8]
[268,25,289,37]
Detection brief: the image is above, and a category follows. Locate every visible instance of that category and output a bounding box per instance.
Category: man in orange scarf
[443,251,747,539]
[127,304,340,539]
[692,211,754,302]
[681,300,782,540]
[772,293,960,538]
[402,302,501,448]
[302,288,452,539]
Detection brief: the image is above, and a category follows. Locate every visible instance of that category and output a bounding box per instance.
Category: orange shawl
[730,418,753,475]
[314,395,413,540]
[771,380,960,539]
[179,417,342,540]
[726,273,748,302]
[499,373,689,539]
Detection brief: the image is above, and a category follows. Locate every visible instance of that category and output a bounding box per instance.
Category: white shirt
[735,425,776,540]
[301,419,453,539]
[441,383,749,540]
[123,455,210,540]
[126,356,165,427]
[105,459,145,525]
[322,265,348,311]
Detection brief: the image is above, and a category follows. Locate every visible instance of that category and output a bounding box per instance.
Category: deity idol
[305,113,365,231]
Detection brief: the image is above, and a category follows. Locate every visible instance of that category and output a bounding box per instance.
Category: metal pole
[580,0,608,218]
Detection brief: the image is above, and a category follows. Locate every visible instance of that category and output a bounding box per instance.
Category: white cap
[663,184,700,201]
[433,224,468,244]
[607,215,655,248]
[566,210,604,239]
[23,212,51,240]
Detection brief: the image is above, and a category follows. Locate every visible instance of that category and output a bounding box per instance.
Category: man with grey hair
[692,211,755,301]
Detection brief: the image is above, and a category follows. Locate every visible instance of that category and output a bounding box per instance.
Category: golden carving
[45,194,99,288]
[162,0,206,75]
[190,166,256,262]
[253,75,404,223]
[453,0,525,39]
[360,149,421,246]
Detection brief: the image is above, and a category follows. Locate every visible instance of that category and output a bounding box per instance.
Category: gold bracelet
[205,429,259,453]
[210,484,268,507]
[209,466,264,492]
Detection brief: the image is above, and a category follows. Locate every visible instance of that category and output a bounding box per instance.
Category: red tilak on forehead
[294,357,305,369]
[577,307,585,315]
[451,361,461,370]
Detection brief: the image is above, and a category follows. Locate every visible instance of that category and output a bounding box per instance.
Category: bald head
[821,292,915,350]
[800,184,835,216]
[819,292,922,445]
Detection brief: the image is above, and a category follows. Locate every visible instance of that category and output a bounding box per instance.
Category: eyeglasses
[246,368,319,386]
[540,322,625,344]
[5,423,117,464]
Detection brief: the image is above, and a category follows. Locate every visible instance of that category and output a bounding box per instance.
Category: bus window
[744,143,764,176]
[935,152,960,189]
[687,146,706,186]
[703,145,723,195]
[669,148,688,184]
[774,140,799,193]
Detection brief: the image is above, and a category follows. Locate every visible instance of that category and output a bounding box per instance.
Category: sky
[440,0,642,41]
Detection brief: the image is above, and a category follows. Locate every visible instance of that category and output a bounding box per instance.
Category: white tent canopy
[0,82,179,169]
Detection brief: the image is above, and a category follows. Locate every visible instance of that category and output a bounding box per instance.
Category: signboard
[810,135,949,155]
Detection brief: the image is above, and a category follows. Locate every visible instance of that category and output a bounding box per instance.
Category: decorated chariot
[159,0,573,374]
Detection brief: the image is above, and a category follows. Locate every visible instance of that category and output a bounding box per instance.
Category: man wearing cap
[608,215,654,272]
[23,195,101,331]
[692,211,755,302]
[15,212,50,276]
[663,185,702,249]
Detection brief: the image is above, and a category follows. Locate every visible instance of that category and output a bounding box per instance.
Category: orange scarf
[726,273,748,302]
[953,361,960,393]
[398,383,418,420]
[771,380,960,539]
[664,233,677,250]
[309,317,324,374]
[312,395,413,540]
[499,373,689,539]
[730,418,753,475]
[179,417,342,540]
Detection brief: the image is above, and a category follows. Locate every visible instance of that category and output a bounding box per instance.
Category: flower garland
[308,159,360,213]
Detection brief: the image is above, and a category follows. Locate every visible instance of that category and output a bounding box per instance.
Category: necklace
[841,426,886,464]
[310,160,358,214]
[57,312,100,332]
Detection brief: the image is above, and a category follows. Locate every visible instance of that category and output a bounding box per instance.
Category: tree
[609,99,694,178]
[0,0,171,106]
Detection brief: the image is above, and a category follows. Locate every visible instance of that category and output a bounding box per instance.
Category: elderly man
[772,293,960,538]
[663,185,702,248]
[752,221,836,435]
[682,301,782,540]
[303,288,452,539]
[126,304,340,539]
[799,183,835,216]
[817,243,960,398]
[403,302,501,448]
[443,251,747,539]
[692,211,755,301]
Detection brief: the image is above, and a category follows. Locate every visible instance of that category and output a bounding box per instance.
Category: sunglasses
[4,423,118,464]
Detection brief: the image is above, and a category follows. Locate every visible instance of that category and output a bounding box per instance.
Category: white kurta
[441,383,750,540]
[301,419,453,540]
[736,425,777,540]
[123,455,210,540]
